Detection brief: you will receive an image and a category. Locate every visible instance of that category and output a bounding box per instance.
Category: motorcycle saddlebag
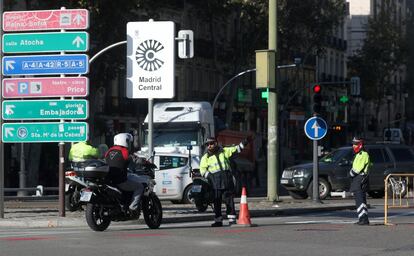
[73,159,109,179]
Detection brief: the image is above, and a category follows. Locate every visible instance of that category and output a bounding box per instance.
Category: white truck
[139,102,215,203]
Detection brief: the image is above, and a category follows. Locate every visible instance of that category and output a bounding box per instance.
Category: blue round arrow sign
[304,117,328,140]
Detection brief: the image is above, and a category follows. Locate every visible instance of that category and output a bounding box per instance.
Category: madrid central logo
[135,39,165,71]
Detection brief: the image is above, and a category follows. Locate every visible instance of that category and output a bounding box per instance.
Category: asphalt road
[1,202,414,256]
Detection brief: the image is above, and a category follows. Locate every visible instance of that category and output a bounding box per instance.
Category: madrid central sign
[126,21,175,99]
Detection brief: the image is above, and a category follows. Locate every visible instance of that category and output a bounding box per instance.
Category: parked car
[281,143,414,199]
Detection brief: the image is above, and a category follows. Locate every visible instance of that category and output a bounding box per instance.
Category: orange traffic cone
[235,187,257,227]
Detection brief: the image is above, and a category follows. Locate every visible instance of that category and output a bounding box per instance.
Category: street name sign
[2,122,88,143]
[3,9,89,31]
[126,21,175,99]
[304,116,328,140]
[2,77,88,98]
[2,54,89,76]
[2,99,88,120]
[3,32,89,53]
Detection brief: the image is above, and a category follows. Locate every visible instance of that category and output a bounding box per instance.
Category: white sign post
[126,21,175,99]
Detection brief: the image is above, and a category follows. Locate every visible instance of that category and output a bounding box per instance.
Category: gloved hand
[239,138,249,149]
[349,168,357,177]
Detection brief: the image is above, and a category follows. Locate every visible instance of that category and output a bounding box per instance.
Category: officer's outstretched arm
[237,138,249,153]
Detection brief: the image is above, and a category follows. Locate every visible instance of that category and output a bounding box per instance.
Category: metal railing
[384,174,414,225]
[4,185,58,200]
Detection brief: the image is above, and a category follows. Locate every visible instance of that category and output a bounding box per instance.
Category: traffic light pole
[267,0,279,202]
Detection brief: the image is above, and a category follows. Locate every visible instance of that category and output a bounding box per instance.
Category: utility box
[255,50,275,89]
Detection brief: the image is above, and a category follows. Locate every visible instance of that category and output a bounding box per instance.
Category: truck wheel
[307,178,331,200]
[288,191,308,199]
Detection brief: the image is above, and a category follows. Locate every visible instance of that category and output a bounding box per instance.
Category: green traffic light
[339,95,349,103]
[261,89,269,103]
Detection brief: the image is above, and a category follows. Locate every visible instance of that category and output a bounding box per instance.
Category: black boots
[354,216,369,225]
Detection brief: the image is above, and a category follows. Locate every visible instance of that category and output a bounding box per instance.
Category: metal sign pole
[0,0,4,219]
[312,139,321,203]
[148,99,153,161]
[304,116,327,203]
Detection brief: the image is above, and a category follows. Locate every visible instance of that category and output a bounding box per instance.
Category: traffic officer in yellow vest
[349,137,371,225]
[68,141,100,162]
[200,137,248,227]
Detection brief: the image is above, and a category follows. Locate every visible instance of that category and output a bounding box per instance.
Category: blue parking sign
[304,117,328,140]
[18,82,29,94]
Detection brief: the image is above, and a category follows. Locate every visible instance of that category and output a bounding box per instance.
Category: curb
[0,204,355,228]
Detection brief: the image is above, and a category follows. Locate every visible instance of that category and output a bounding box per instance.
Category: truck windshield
[320,148,352,163]
[144,129,199,147]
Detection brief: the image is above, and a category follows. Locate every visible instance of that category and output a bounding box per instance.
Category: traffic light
[331,125,342,131]
[312,84,322,113]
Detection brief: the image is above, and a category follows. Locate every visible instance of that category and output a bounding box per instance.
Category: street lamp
[386,90,393,140]
[403,89,409,129]
[355,96,361,135]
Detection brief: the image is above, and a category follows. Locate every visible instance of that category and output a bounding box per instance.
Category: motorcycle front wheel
[85,203,111,232]
[195,201,208,212]
[143,192,163,229]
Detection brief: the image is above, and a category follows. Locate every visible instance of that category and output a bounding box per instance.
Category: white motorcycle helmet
[113,133,133,148]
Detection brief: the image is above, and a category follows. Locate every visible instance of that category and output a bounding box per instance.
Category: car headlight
[293,169,306,178]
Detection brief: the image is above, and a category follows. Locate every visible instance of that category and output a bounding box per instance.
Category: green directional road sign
[2,122,88,143]
[2,32,89,53]
[2,99,88,120]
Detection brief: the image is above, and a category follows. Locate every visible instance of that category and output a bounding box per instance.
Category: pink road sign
[3,9,89,31]
[2,77,89,98]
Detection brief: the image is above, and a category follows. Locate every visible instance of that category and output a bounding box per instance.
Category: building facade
[346,0,409,139]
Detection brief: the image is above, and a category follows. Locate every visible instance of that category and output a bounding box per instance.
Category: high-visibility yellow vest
[352,150,370,175]
[200,145,239,176]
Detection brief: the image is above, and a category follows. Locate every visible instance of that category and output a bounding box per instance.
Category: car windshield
[320,148,352,163]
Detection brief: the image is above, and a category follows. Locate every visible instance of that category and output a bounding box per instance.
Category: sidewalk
[0,196,355,228]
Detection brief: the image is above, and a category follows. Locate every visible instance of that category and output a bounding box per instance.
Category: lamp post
[355,96,361,135]
[403,90,408,126]
[386,90,393,140]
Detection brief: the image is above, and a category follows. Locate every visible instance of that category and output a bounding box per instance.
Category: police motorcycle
[187,145,214,212]
[65,144,109,212]
[78,155,162,232]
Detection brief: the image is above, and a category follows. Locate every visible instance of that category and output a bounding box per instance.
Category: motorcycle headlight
[293,169,306,178]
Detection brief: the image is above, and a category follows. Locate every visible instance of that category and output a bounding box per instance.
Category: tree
[348,2,408,130]
[278,0,346,63]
